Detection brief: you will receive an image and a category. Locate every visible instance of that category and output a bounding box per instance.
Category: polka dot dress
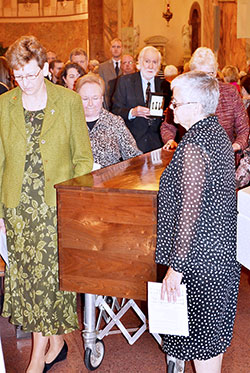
[156,115,241,361]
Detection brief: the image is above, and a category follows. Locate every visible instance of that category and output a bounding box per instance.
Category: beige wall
[133,0,203,67]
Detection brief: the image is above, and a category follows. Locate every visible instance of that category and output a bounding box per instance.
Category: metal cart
[83,293,161,370]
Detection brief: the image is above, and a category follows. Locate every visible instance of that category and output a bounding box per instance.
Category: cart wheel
[84,339,105,371]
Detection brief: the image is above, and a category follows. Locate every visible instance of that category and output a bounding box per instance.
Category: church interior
[0,0,249,71]
[0,0,250,372]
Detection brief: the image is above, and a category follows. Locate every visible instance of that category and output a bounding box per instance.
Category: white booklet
[0,230,9,268]
[148,282,189,336]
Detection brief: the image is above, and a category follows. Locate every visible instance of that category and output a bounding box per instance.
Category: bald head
[121,55,136,75]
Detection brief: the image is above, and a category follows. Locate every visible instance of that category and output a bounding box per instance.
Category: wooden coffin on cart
[55,150,173,301]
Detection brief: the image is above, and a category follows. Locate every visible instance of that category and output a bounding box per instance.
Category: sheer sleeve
[169,143,207,273]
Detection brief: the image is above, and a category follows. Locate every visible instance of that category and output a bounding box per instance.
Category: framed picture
[148,92,165,117]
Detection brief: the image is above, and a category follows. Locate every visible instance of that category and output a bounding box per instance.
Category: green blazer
[0,79,93,217]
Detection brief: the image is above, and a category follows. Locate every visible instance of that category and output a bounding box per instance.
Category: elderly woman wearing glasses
[156,71,241,373]
[0,36,93,373]
[75,73,142,168]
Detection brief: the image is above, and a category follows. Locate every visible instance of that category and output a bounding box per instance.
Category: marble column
[218,1,246,70]
[121,0,134,55]
[103,0,119,59]
[88,0,121,62]
[88,0,134,61]
[88,0,105,62]
[203,0,246,70]
[203,0,217,51]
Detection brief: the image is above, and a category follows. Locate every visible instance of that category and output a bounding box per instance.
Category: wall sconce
[163,3,173,25]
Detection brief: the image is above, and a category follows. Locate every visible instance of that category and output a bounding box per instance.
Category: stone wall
[0,19,88,62]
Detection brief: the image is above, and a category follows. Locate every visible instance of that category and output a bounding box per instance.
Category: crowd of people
[0,34,250,373]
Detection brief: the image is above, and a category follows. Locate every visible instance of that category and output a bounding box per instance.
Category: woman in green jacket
[0,36,93,373]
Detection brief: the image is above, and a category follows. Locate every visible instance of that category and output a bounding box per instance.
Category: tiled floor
[0,268,249,373]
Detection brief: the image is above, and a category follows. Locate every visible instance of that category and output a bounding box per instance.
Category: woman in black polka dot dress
[156,71,241,373]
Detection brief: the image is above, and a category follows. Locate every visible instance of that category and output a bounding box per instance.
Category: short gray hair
[171,71,219,116]
[189,47,218,75]
[164,64,178,77]
[70,48,88,61]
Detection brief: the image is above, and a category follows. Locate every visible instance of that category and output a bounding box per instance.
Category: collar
[112,59,121,66]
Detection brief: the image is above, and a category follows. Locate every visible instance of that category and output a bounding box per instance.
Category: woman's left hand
[161,267,183,303]
[232,142,241,152]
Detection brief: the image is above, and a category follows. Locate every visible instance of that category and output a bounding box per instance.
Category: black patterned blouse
[87,108,142,168]
[156,115,241,360]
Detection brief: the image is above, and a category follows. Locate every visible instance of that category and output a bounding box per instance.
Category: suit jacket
[112,72,164,153]
[98,59,122,109]
[107,76,120,111]
[0,79,93,217]
[0,82,8,95]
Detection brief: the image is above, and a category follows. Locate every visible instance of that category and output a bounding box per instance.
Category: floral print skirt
[1,109,79,336]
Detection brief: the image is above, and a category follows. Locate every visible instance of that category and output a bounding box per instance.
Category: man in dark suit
[107,54,136,110]
[112,46,165,153]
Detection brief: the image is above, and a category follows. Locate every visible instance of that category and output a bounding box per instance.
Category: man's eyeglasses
[170,99,198,109]
[14,69,41,82]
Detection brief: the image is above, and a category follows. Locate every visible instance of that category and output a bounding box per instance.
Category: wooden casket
[55,150,173,301]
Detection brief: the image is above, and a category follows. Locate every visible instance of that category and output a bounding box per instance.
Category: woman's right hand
[0,218,6,234]
[163,140,178,151]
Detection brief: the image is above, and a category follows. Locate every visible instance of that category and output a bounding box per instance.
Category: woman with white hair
[161,47,249,163]
[163,65,178,82]
[156,71,241,373]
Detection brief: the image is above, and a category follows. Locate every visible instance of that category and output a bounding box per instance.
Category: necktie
[145,82,151,107]
[115,62,119,76]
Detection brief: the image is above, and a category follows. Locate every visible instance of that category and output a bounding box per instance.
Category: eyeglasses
[14,69,41,82]
[170,99,198,109]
